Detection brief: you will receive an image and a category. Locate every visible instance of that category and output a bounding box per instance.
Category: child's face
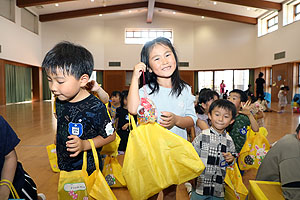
[202,96,219,113]
[111,95,121,106]
[46,69,87,102]
[208,106,234,133]
[228,92,242,111]
[148,44,176,80]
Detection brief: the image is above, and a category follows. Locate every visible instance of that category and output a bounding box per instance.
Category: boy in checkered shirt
[192,99,237,199]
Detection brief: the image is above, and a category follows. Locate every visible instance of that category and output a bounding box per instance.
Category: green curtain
[5,64,32,103]
[194,71,198,94]
[249,69,255,93]
[42,70,51,100]
[96,71,103,85]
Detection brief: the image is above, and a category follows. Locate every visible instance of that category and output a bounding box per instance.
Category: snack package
[137,97,158,125]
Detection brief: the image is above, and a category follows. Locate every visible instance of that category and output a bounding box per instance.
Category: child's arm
[128,62,146,114]
[222,152,234,163]
[0,150,17,199]
[255,110,264,120]
[240,100,259,132]
[66,132,116,157]
[160,112,194,129]
[196,119,209,131]
[86,80,109,104]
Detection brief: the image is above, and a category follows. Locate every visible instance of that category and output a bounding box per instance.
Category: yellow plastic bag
[102,156,126,188]
[0,179,20,199]
[224,162,248,200]
[238,127,270,171]
[46,144,60,173]
[58,139,117,200]
[122,115,205,200]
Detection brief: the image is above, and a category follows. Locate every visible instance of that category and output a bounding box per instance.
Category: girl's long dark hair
[140,37,186,97]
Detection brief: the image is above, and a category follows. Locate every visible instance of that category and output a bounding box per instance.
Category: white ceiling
[28,0,285,22]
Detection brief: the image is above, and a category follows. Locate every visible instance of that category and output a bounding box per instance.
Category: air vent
[274,51,285,60]
[108,62,121,67]
[179,62,189,67]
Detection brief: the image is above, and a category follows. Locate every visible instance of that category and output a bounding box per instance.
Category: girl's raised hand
[239,100,252,116]
[159,111,178,130]
[132,62,146,80]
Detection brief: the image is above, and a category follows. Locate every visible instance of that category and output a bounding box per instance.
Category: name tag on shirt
[68,122,83,137]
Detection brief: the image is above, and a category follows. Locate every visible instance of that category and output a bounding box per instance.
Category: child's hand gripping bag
[122,115,205,200]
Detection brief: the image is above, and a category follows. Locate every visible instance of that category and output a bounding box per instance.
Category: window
[258,11,278,37]
[267,16,278,33]
[295,3,300,20]
[21,8,38,34]
[214,70,234,93]
[125,29,173,44]
[198,71,213,91]
[234,70,249,91]
[283,0,300,26]
[0,0,15,22]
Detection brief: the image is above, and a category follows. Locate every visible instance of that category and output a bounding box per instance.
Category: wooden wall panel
[103,70,126,97]
[271,63,293,103]
[32,67,42,102]
[180,70,194,93]
[0,60,5,105]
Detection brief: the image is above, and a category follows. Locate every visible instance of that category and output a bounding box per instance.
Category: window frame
[295,3,300,21]
[267,15,278,32]
[125,29,173,44]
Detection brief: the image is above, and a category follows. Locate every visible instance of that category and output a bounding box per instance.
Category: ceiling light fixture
[247,7,251,11]
[202,16,205,19]
[213,2,217,5]
[173,11,176,14]
[91,0,94,2]
[55,3,59,6]
[99,14,102,16]
[129,10,132,13]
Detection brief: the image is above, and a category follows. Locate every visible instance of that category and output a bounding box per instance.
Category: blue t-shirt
[139,84,197,140]
[0,115,20,174]
[56,94,113,174]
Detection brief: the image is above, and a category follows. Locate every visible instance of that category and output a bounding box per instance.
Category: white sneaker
[38,193,46,200]
[184,182,192,197]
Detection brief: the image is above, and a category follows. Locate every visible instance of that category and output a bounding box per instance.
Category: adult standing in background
[255,72,265,99]
[220,80,226,95]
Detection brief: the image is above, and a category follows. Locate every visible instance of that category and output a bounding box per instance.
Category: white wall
[0,6,42,66]
[194,19,256,70]
[255,11,300,67]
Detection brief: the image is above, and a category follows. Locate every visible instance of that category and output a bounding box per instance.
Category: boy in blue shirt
[42,41,116,174]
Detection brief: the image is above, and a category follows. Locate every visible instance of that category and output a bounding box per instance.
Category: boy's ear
[79,74,90,87]
[208,113,212,120]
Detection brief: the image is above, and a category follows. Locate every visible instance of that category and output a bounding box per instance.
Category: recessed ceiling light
[213,2,217,5]
[55,3,59,7]
[129,10,132,13]
[173,11,176,14]
[247,7,251,11]
[202,16,205,19]
[99,14,102,16]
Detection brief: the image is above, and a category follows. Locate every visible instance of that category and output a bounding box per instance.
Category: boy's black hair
[229,89,248,103]
[111,91,122,98]
[259,72,264,78]
[209,99,237,120]
[195,89,219,114]
[42,41,94,80]
[120,90,128,108]
[140,37,186,97]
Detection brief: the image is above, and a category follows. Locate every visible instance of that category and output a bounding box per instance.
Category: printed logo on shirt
[125,115,129,121]
[68,122,83,137]
[239,126,247,135]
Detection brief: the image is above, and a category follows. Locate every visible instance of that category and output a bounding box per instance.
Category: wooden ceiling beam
[17,0,75,8]
[212,0,282,11]
[39,2,148,22]
[147,0,155,23]
[155,2,257,25]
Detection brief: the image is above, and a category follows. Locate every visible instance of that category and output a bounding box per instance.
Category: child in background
[128,37,197,200]
[194,89,219,138]
[0,115,45,200]
[223,89,228,100]
[250,96,265,127]
[227,89,259,154]
[115,90,130,154]
[108,91,122,124]
[278,85,288,113]
[42,41,116,175]
[192,99,237,199]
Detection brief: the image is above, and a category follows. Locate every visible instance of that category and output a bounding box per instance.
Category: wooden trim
[155,2,257,25]
[213,0,282,11]
[147,0,155,23]
[32,67,43,102]
[17,0,75,8]
[39,2,148,22]
[0,60,5,105]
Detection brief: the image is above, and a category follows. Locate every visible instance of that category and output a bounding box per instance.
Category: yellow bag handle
[0,179,20,199]
[88,139,99,171]
[128,114,137,131]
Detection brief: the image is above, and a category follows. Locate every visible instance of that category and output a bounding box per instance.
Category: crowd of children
[1,37,298,200]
